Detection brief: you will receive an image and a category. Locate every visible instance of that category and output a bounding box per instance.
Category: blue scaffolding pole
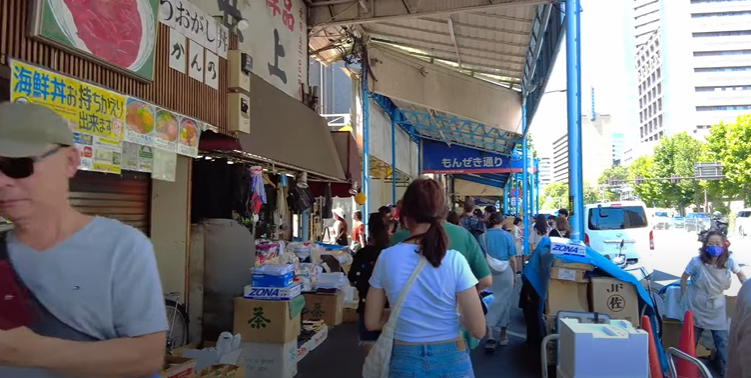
[361,69,371,235]
[503,179,510,214]
[417,139,422,175]
[514,174,520,215]
[521,100,530,256]
[566,0,584,239]
[534,159,540,214]
[391,109,397,203]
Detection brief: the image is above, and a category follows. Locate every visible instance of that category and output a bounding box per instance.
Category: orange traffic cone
[641,315,663,378]
[676,310,699,378]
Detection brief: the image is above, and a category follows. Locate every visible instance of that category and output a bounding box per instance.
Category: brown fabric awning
[237,74,346,181]
[330,131,361,183]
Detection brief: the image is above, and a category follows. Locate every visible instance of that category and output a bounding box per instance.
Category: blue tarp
[522,238,668,373]
[314,241,348,250]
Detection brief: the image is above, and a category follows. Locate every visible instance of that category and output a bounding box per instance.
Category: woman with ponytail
[364,178,485,377]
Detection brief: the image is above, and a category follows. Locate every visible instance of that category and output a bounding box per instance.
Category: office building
[309,59,352,115]
[552,113,614,184]
[634,0,661,48]
[537,156,553,189]
[622,140,659,166]
[630,0,751,151]
[612,132,626,165]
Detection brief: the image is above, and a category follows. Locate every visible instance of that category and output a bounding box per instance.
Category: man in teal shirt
[391,221,493,349]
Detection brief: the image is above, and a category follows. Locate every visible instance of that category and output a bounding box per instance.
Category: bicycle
[164,292,190,352]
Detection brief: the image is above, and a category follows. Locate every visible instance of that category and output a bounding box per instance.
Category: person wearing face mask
[680,231,748,376]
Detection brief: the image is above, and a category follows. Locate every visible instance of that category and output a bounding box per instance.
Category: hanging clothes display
[322,182,333,219]
[231,164,251,219]
[249,166,266,215]
[277,182,288,220]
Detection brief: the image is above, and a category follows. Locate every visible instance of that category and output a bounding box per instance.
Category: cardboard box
[343,308,359,323]
[251,272,294,288]
[237,340,298,378]
[296,325,329,362]
[549,238,587,257]
[243,284,302,301]
[589,277,640,327]
[233,296,303,343]
[161,356,197,378]
[550,267,588,283]
[553,259,595,271]
[661,319,711,357]
[195,364,242,378]
[302,292,344,327]
[546,279,590,315]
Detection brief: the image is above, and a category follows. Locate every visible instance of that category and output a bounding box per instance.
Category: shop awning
[453,176,505,197]
[330,131,361,183]
[236,74,346,181]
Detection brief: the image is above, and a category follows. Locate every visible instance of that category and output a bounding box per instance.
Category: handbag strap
[383,257,427,332]
[481,234,487,256]
[0,232,7,260]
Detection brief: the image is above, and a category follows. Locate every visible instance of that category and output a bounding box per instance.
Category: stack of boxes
[232,263,332,378]
[233,264,303,378]
[544,238,641,364]
[301,290,345,328]
[161,357,242,378]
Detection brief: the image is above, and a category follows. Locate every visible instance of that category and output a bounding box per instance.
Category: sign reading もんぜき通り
[10,59,124,174]
[421,139,531,174]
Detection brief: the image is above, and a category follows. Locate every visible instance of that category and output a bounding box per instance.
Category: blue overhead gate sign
[421,140,529,174]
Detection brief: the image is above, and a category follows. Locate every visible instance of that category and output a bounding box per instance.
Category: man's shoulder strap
[0,232,8,261]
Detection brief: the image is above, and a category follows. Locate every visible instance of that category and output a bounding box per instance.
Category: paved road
[652,228,750,294]
[298,229,744,378]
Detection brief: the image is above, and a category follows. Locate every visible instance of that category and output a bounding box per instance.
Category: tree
[597,165,630,201]
[526,134,538,158]
[628,155,664,206]
[583,182,602,205]
[538,181,601,209]
[540,182,567,210]
[651,132,705,208]
[703,115,751,204]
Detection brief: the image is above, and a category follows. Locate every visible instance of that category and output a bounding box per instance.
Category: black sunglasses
[0,146,64,179]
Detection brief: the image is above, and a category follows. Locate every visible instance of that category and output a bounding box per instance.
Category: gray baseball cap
[0,102,74,157]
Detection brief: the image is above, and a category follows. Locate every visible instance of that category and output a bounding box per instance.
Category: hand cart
[541,338,714,377]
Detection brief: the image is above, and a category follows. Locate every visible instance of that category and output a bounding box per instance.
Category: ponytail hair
[401,178,448,267]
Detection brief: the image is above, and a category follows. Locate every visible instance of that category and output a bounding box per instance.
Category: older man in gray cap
[0,102,166,377]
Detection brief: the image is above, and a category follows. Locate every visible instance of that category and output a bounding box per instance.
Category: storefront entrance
[69,171,152,235]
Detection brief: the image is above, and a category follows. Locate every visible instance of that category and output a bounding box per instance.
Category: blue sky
[530,0,632,154]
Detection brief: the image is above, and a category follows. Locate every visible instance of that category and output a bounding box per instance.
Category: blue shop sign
[422,140,529,173]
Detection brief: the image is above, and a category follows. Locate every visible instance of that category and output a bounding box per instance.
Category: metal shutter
[69,171,151,235]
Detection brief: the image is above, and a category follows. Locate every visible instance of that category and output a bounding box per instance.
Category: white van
[583,201,654,275]
[736,208,751,237]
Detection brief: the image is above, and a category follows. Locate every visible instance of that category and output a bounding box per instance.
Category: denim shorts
[389,339,475,378]
[358,315,381,345]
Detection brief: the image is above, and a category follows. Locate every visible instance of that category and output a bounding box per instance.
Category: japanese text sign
[159,0,229,58]
[421,139,518,173]
[10,59,124,141]
[549,237,587,257]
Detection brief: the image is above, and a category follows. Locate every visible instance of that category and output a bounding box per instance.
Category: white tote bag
[362,257,427,378]
[481,234,510,273]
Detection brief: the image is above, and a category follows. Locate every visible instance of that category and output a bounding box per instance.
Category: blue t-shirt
[478,228,516,262]
[369,243,478,343]
[1,217,167,378]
